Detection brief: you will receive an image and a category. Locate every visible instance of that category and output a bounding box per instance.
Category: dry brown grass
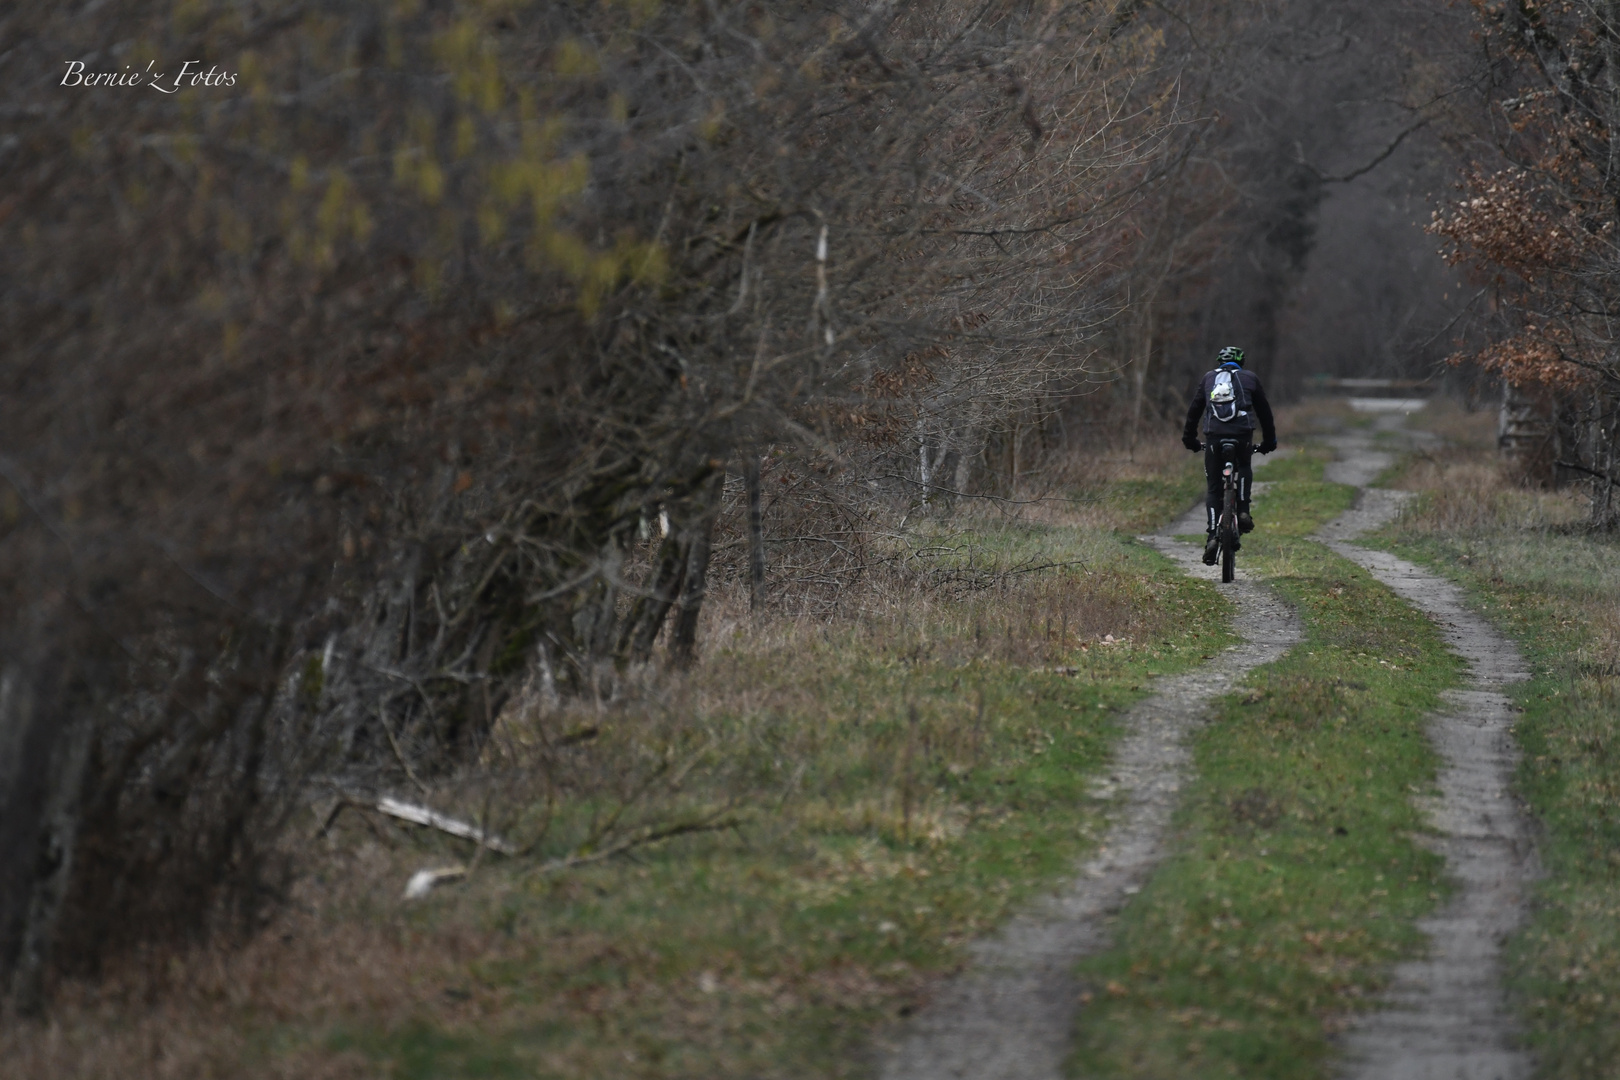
[1384,395,1584,532]
[1411,396,1500,453]
[1382,402,1620,678]
[2,916,484,1079]
[1392,447,1585,534]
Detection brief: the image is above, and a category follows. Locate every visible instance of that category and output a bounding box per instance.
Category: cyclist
[1181,346,1277,565]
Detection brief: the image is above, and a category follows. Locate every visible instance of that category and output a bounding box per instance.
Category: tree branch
[1309,117,1431,184]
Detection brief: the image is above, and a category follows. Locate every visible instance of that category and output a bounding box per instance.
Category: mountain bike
[1213,438,1243,583]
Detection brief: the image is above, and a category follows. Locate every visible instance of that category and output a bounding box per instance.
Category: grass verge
[1366,502,1620,1078]
[1068,446,1464,1079]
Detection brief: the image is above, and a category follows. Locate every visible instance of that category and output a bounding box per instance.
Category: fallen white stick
[403,864,466,900]
[375,796,515,854]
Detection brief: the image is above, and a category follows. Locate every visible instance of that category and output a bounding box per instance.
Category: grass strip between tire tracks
[1068,449,1464,1080]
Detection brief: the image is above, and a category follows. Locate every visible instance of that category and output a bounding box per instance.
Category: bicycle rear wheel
[1220,484,1238,583]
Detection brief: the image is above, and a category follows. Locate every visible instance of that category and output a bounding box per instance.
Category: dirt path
[878,509,1300,1080]
[1316,422,1538,1080]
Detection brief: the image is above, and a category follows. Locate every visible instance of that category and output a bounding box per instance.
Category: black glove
[1257,438,1278,455]
[1182,435,1202,453]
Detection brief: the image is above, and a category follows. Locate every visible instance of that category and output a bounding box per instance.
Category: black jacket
[1183,366,1276,442]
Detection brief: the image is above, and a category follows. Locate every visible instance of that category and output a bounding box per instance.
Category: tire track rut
[1318,429,1537,1080]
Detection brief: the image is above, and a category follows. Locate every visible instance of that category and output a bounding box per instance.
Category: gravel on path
[1318,427,1538,1080]
[877,509,1300,1080]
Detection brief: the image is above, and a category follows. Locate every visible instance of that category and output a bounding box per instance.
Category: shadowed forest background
[4,0,1620,1074]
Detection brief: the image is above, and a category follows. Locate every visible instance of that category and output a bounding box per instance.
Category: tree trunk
[1593,403,1619,530]
[670,474,724,664]
[1128,304,1156,460]
[918,418,936,505]
[0,645,92,1014]
[619,531,690,662]
[744,453,766,613]
[953,423,977,493]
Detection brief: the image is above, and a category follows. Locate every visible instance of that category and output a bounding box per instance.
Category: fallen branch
[1556,459,1620,489]
[318,793,516,854]
[528,809,744,877]
[376,795,517,853]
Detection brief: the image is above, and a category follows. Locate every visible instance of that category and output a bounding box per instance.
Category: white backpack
[1208,368,1249,425]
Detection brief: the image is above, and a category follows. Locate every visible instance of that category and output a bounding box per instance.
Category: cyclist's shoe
[1238,511,1254,534]
[1202,533,1219,565]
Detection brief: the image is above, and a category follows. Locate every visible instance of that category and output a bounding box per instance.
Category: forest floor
[8,399,1620,1080]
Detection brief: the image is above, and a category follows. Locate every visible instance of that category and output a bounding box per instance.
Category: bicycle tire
[1220,477,1238,583]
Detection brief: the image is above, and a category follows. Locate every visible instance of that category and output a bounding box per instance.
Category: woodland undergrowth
[0,448,1232,1080]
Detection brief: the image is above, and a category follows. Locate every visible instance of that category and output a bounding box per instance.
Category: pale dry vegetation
[1408,396,1499,453]
[1395,457,1586,534]
[1385,395,1620,685]
[1393,400,1587,535]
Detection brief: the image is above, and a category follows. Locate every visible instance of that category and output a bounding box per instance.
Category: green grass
[1255,444,1335,485]
[1104,453,1207,531]
[276,515,1243,1079]
[1067,453,1464,1079]
[1364,524,1620,1079]
[1171,445,1339,544]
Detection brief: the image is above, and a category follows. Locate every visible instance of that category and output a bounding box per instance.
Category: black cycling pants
[1204,439,1253,532]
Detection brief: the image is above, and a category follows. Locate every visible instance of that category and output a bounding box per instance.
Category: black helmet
[1217,346,1245,367]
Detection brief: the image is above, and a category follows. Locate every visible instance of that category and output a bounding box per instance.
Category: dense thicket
[0,0,1470,1001]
